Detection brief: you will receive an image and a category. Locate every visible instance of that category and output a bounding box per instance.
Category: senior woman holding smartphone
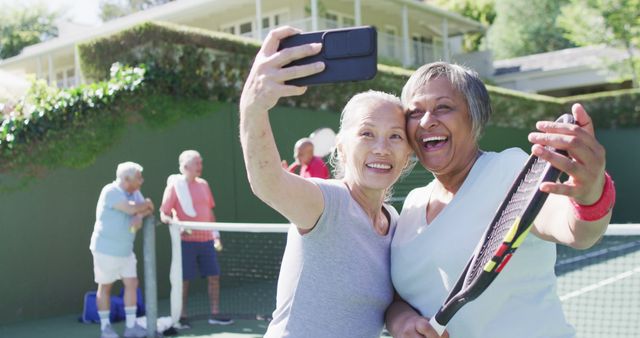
[239,26,413,338]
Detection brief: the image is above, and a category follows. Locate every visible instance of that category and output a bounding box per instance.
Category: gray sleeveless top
[265,178,398,338]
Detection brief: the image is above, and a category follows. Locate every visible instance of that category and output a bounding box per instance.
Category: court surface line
[560,266,640,301]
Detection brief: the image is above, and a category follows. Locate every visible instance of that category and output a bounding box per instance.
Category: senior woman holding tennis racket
[239,26,413,338]
[385,62,615,338]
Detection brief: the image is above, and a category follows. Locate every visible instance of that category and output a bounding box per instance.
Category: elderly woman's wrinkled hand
[239,26,325,116]
[528,103,606,205]
[395,314,450,338]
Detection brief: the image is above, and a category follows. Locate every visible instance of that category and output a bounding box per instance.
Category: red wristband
[570,172,615,221]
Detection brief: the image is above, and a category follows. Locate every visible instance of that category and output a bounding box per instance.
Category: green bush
[79,21,639,128]
[0,64,145,185]
[561,88,640,129]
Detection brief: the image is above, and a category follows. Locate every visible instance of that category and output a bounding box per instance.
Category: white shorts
[92,251,137,284]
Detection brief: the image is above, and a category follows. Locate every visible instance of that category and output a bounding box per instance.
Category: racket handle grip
[429,316,446,336]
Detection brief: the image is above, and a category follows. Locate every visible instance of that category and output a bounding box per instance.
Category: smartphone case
[278,26,377,86]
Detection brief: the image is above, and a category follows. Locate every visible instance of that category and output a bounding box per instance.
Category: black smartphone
[277,26,377,86]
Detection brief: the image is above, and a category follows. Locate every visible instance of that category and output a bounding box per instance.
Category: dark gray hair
[401,62,491,141]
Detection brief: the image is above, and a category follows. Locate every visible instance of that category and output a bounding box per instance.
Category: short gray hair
[116,161,143,182]
[401,62,491,141]
[179,150,201,174]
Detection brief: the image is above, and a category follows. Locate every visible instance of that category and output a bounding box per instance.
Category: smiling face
[339,99,412,193]
[406,76,479,177]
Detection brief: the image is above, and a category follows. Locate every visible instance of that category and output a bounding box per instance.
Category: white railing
[378,31,445,67]
[236,17,489,69]
[377,31,403,63]
[239,17,343,40]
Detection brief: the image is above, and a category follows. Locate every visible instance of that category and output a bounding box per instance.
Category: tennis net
[148,222,640,336]
[165,221,290,323]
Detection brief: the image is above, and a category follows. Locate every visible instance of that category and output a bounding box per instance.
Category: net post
[168,223,183,327]
[143,215,158,338]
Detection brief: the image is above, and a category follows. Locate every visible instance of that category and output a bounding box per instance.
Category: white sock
[98,310,110,330]
[125,306,137,328]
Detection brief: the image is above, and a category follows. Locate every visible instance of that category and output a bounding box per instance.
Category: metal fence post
[143,215,157,338]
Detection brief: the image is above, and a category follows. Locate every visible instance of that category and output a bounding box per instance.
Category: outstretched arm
[531,103,613,249]
[239,26,326,231]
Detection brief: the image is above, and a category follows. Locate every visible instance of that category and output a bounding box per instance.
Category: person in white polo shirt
[90,162,154,338]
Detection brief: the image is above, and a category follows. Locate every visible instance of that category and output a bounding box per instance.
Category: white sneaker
[101,324,120,338]
[123,323,146,338]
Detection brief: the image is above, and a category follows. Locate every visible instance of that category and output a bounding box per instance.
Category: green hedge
[561,88,640,128]
[0,64,145,188]
[78,21,640,129]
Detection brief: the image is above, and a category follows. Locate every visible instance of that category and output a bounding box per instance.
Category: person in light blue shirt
[89,162,154,338]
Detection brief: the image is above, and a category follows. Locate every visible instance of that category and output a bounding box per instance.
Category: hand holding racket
[428,113,576,335]
[529,103,607,206]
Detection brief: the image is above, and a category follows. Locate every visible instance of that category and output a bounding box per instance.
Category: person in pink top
[286,138,330,179]
[160,150,233,328]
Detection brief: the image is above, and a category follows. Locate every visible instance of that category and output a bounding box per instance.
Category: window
[412,35,430,65]
[239,22,253,35]
[342,16,355,27]
[385,26,397,59]
[262,12,284,30]
[66,68,76,87]
[325,12,339,29]
[221,21,252,37]
[221,10,288,39]
[56,70,65,88]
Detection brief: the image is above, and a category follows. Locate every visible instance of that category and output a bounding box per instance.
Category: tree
[99,0,175,22]
[487,0,575,59]
[432,0,496,52]
[0,4,59,60]
[557,0,640,88]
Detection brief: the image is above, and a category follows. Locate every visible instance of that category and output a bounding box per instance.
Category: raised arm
[239,26,326,230]
[530,103,613,249]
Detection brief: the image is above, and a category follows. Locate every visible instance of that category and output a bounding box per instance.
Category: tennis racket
[428,113,576,335]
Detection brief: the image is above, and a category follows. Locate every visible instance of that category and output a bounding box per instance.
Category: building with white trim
[493,45,635,97]
[0,0,489,88]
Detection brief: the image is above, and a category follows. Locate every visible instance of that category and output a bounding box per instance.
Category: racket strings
[464,157,549,286]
